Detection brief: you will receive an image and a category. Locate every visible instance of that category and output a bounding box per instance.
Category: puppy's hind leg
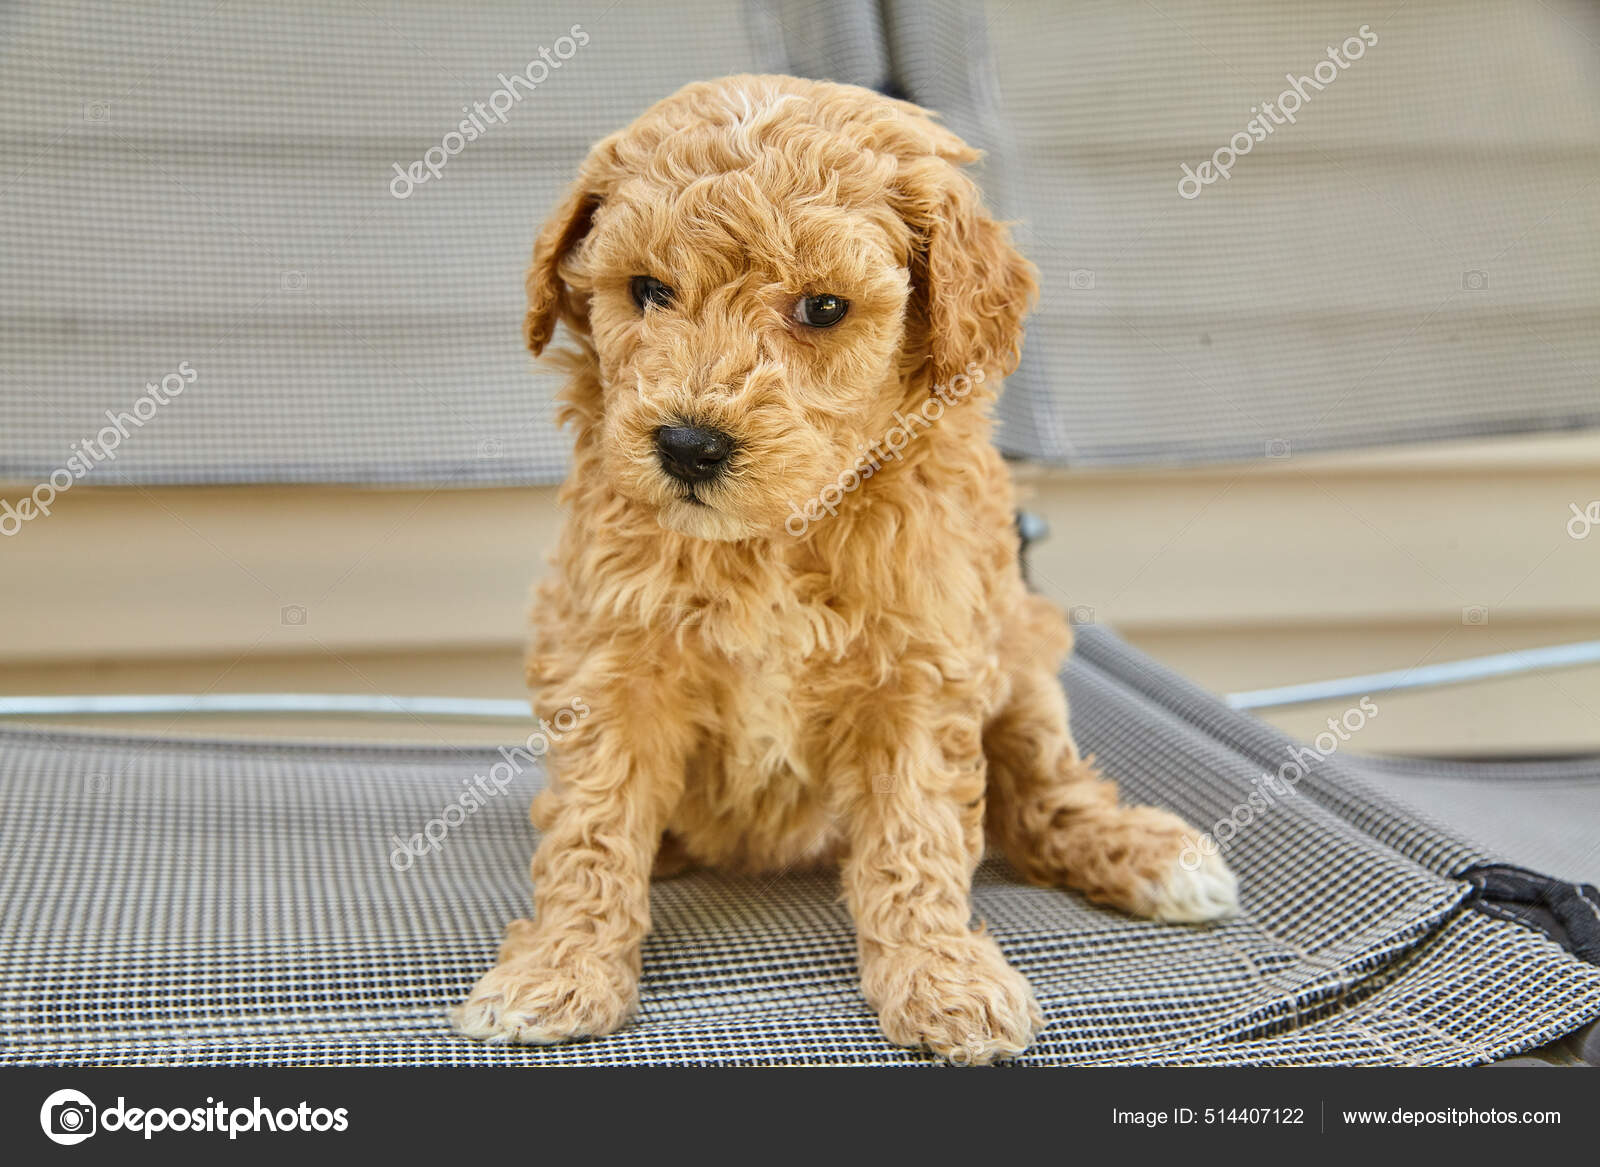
[984,605,1238,923]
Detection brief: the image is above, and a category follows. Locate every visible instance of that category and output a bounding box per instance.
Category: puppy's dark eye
[630,276,674,311]
[793,294,849,328]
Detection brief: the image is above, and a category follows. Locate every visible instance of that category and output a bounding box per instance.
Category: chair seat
[3,627,1596,1066]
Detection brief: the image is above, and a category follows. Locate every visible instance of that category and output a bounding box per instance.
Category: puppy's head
[527,75,1034,542]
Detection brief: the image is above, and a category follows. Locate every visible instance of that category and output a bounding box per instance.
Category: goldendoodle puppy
[454,75,1237,1063]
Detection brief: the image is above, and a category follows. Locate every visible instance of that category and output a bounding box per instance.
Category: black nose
[655,425,733,484]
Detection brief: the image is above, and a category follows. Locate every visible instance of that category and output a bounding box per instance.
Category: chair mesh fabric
[1353,754,1600,887]
[6,1,1597,489]
[884,0,1600,466]
[0,0,887,488]
[3,627,1596,1067]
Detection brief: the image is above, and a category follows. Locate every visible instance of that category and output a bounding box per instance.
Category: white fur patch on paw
[450,998,570,1045]
[1142,849,1239,923]
[450,958,634,1045]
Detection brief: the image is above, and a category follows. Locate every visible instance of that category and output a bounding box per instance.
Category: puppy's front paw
[864,933,1042,1065]
[1140,844,1239,923]
[451,953,636,1045]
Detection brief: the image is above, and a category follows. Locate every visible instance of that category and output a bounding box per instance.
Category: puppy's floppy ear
[897,137,1038,388]
[524,182,602,356]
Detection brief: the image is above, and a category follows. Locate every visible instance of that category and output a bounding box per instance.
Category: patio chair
[2,0,1597,1066]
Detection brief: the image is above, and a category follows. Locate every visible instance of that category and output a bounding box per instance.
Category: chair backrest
[0,0,887,487]
[885,0,1600,465]
[3,0,1596,488]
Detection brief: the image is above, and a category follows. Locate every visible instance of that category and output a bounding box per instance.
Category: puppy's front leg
[834,704,1043,1065]
[453,706,685,1045]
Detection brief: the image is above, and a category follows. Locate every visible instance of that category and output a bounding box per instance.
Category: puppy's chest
[669,648,836,871]
[678,561,844,787]
[706,647,821,789]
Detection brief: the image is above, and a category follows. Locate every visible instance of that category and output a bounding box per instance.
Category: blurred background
[2,0,1598,760]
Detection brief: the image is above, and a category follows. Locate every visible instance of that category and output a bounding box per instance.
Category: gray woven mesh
[1353,754,1600,886]
[4,627,1596,1067]
[886,0,1600,465]
[7,1,1597,488]
[0,0,887,487]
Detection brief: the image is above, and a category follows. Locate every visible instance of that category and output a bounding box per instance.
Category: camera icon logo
[1068,268,1096,291]
[1462,270,1488,291]
[82,101,110,123]
[1461,605,1490,626]
[279,270,308,293]
[281,604,308,626]
[477,437,505,460]
[1068,604,1096,626]
[1265,438,1292,459]
[40,1088,97,1146]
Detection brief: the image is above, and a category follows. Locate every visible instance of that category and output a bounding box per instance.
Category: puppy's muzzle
[655,425,734,484]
